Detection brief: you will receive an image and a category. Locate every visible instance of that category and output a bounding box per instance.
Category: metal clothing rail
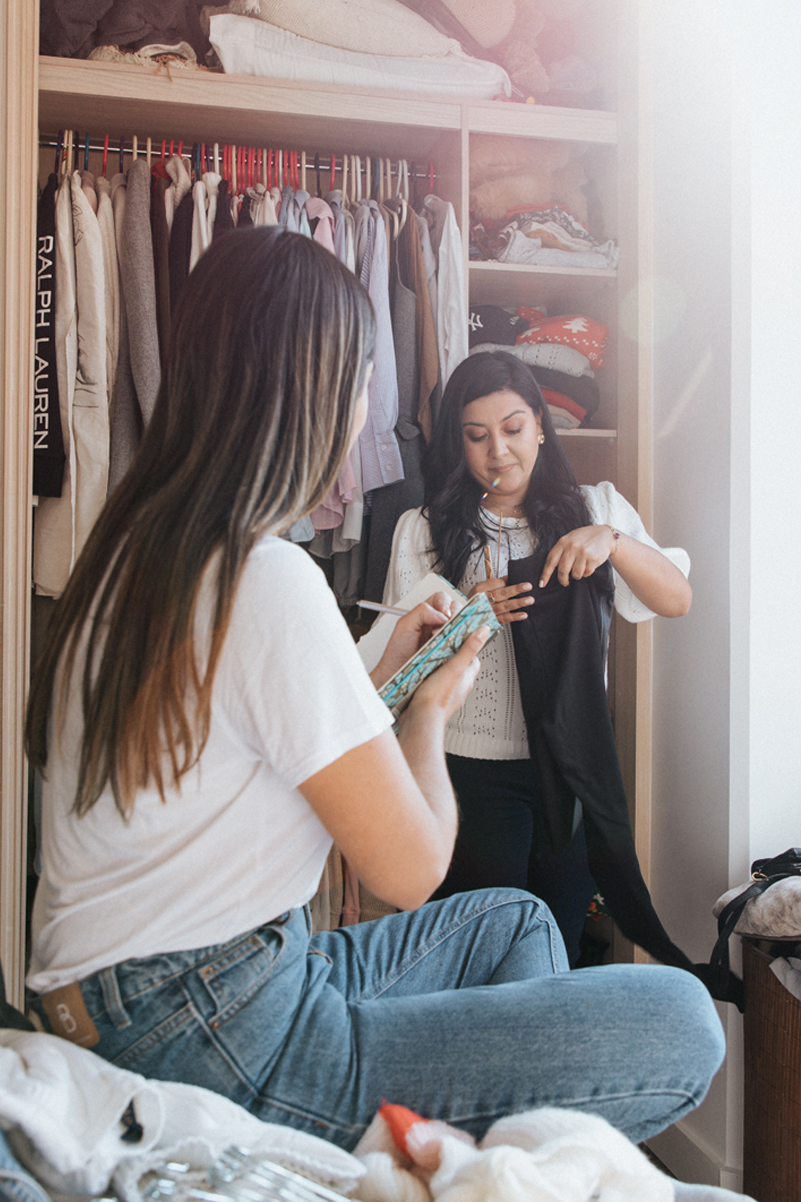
[39,132,436,201]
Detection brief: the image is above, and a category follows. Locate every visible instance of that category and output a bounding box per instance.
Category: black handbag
[708,848,801,1005]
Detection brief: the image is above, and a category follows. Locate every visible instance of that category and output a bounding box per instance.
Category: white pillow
[209,15,511,99]
[227,0,458,58]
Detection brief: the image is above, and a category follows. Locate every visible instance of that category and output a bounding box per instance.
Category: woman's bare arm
[538,525,692,618]
[299,627,489,909]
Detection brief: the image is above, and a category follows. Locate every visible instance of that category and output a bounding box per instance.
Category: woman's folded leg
[252,891,725,1150]
[50,891,724,1154]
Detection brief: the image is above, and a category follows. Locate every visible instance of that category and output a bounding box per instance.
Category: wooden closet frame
[0,1,652,1006]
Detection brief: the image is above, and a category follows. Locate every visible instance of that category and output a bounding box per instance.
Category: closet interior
[4,0,649,996]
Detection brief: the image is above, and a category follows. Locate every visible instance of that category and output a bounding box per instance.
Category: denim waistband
[32,908,301,1033]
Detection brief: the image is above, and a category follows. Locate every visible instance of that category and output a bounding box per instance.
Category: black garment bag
[506,545,744,1008]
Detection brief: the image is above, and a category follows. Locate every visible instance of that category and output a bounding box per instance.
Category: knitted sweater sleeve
[355,508,438,674]
[381,508,438,606]
[582,481,691,623]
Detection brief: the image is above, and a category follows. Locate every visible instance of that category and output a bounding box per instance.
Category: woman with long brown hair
[25,227,722,1151]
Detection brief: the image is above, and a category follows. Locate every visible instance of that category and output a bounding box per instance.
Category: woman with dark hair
[362,350,692,964]
[25,234,721,1152]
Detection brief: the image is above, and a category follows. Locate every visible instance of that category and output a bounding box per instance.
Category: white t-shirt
[27,538,393,993]
[358,482,690,761]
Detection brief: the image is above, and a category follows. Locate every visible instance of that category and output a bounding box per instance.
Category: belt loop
[98,966,132,1029]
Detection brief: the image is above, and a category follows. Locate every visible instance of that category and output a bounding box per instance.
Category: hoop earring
[538,433,545,445]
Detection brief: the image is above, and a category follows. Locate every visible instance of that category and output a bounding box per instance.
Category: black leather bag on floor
[708,848,801,1002]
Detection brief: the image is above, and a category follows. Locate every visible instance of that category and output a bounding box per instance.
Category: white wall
[645,0,801,1188]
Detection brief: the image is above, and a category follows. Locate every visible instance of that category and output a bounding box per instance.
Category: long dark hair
[424,351,592,585]
[26,226,376,817]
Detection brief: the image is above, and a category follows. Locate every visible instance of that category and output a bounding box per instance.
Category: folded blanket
[208,14,511,97]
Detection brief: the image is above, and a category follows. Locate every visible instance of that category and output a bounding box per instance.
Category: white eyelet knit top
[358,482,690,761]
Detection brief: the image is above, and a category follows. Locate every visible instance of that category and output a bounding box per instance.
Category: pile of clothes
[0,1029,757,1202]
[468,303,607,429]
[469,135,617,269]
[39,0,512,97]
[39,0,603,106]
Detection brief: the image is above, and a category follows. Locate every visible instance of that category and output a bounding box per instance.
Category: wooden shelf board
[470,260,616,282]
[38,57,462,157]
[466,100,617,144]
[557,428,616,438]
[38,58,618,154]
[469,260,616,309]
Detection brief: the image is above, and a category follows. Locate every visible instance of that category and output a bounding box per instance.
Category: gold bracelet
[607,525,621,555]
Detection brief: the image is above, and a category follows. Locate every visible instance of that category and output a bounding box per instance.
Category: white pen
[357,600,408,616]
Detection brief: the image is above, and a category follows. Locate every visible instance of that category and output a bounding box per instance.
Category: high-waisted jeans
[31,889,725,1152]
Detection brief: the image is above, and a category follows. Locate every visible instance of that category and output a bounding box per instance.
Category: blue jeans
[31,889,725,1151]
[0,1129,51,1202]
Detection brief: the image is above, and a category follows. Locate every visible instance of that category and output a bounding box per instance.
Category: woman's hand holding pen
[468,577,534,624]
[369,592,454,690]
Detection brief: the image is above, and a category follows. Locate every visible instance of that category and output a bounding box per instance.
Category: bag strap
[708,874,794,1000]
[752,848,801,878]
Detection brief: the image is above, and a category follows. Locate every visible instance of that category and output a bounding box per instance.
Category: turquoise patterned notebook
[378,590,501,721]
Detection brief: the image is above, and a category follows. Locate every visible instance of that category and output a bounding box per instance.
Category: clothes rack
[39,134,436,204]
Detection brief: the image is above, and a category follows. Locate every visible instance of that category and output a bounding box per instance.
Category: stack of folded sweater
[468,303,607,428]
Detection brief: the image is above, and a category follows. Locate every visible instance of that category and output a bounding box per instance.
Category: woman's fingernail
[539,579,545,588]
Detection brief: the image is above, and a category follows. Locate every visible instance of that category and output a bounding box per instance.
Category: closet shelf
[469,260,616,309]
[466,101,616,144]
[557,429,616,439]
[470,261,616,281]
[38,57,460,155]
[38,57,618,155]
